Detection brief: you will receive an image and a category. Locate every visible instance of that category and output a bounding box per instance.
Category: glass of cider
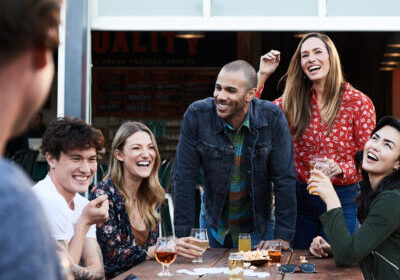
[238,233,251,252]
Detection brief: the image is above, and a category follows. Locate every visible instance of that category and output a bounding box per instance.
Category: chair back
[11,149,39,178]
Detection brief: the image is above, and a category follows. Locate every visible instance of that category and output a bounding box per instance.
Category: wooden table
[112,249,363,280]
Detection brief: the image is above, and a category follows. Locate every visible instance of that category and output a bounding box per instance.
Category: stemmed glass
[154,236,177,277]
[190,228,209,263]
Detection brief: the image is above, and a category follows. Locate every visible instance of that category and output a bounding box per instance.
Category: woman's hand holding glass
[307,169,341,210]
[310,156,339,178]
[325,158,343,177]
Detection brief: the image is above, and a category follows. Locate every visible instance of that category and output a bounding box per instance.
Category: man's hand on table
[254,239,291,250]
[176,237,204,259]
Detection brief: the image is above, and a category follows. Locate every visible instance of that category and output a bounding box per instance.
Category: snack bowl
[242,250,270,266]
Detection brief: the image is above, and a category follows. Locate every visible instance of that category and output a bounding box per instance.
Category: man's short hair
[221,60,257,90]
[0,0,61,66]
[42,117,104,160]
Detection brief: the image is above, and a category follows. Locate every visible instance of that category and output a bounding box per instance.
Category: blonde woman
[257,33,376,249]
[90,122,202,279]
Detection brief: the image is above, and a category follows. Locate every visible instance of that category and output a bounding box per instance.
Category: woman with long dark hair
[257,33,376,248]
[309,116,400,279]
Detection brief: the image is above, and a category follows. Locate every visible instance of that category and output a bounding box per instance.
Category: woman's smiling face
[363,125,400,184]
[115,131,156,182]
[300,37,330,84]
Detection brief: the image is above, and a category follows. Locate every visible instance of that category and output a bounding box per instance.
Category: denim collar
[222,111,250,133]
[214,99,269,134]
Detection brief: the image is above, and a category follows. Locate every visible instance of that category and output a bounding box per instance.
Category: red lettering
[92,32,109,53]
[133,32,147,52]
[160,32,176,54]
[187,38,199,56]
[112,32,129,53]
[150,32,158,53]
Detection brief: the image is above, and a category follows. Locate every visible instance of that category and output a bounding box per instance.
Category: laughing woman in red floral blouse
[90,122,203,279]
[256,32,376,249]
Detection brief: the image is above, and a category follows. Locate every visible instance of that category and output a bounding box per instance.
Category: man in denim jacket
[174,60,296,249]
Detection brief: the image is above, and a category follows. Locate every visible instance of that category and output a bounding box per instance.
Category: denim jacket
[174,97,297,241]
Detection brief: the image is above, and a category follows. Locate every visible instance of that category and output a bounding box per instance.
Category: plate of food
[242,250,271,266]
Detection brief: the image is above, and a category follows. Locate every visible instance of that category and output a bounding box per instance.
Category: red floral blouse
[273,83,376,186]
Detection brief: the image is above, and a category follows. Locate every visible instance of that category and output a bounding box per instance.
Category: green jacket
[320,189,400,280]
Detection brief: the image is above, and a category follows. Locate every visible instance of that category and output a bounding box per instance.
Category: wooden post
[393,70,400,119]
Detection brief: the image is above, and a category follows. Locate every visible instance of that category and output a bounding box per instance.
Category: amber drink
[267,250,282,264]
[154,236,177,277]
[266,241,282,265]
[309,157,330,195]
[155,251,177,265]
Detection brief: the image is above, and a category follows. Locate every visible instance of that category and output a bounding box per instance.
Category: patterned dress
[89,178,158,279]
[274,82,376,185]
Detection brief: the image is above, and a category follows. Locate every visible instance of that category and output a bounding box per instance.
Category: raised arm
[256,50,281,96]
[173,106,201,238]
[321,190,400,266]
[308,171,400,266]
[68,195,108,264]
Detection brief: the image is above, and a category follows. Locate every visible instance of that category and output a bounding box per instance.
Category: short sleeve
[35,192,71,241]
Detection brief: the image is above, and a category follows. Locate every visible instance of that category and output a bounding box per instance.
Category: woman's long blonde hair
[104,121,165,231]
[280,32,344,139]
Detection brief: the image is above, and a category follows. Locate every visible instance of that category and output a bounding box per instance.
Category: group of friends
[0,1,399,280]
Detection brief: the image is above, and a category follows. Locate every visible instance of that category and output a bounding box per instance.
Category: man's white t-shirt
[32,175,96,242]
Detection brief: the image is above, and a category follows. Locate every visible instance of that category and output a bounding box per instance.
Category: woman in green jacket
[308,116,400,280]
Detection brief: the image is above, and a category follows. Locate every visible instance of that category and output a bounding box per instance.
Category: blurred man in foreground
[0,0,63,279]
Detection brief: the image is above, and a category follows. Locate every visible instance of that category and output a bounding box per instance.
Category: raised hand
[307,170,341,210]
[81,194,109,226]
[258,50,281,78]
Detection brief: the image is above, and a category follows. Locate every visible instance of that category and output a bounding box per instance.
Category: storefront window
[211,0,318,16]
[327,0,400,16]
[99,0,203,16]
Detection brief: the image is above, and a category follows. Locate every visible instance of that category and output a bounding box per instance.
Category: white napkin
[176,267,270,278]
[244,270,270,278]
[176,267,228,275]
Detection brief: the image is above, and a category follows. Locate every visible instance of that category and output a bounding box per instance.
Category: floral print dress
[89,178,158,279]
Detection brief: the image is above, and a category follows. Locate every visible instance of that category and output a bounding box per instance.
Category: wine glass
[154,236,177,277]
[190,228,209,263]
